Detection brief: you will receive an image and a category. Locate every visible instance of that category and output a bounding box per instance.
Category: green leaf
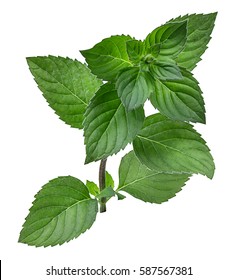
[96,186,115,200]
[126,39,145,64]
[86,173,114,198]
[116,67,154,110]
[133,113,215,179]
[96,172,116,201]
[144,21,187,59]
[83,83,145,163]
[19,176,98,247]
[86,180,100,196]
[115,192,126,200]
[105,171,114,189]
[170,13,217,70]
[27,56,102,129]
[150,68,205,123]
[118,151,190,203]
[149,62,183,81]
[147,43,161,58]
[96,188,126,201]
[81,35,132,81]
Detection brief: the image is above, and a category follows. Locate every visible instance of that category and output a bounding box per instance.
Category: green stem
[99,158,107,213]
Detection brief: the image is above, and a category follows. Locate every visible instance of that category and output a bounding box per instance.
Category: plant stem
[99,158,107,213]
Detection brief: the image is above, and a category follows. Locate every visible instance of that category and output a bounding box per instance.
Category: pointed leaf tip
[27,55,102,129]
[170,13,217,70]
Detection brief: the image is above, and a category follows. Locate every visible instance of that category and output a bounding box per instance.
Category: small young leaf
[126,39,145,64]
[84,83,145,163]
[97,188,126,201]
[80,35,132,81]
[19,176,98,247]
[170,13,217,70]
[86,180,100,196]
[105,171,114,189]
[116,67,154,110]
[96,186,115,200]
[27,56,102,129]
[149,62,183,81]
[150,68,205,123]
[115,192,126,200]
[133,113,215,179]
[96,172,116,201]
[147,43,161,58]
[144,21,187,59]
[118,151,190,203]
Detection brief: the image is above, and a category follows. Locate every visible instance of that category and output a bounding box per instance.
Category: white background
[1,0,237,279]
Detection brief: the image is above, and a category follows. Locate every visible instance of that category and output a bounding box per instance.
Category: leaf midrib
[136,134,205,167]
[30,59,88,106]
[158,78,204,120]
[87,51,133,66]
[21,197,94,241]
[118,172,159,191]
[88,102,124,156]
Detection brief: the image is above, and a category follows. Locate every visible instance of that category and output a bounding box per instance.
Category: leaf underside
[118,151,190,203]
[27,56,102,129]
[19,176,98,247]
[83,83,145,163]
[133,113,215,179]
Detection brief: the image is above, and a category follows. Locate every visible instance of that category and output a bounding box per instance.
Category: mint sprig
[20,12,217,247]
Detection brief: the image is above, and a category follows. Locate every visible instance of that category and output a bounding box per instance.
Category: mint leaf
[118,151,190,203]
[116,67,154,110]
[147,43,161,58]
[126,39,145,64]
[115,192,126,200]
[170,13,217,70]
[96,186,115,200]
[149,62,183,81]
[150,68,205,123]
[105,171,114,189]
[96,172,115,201]
[81,35,132,81]
[27,56,102,129]
[19,176,98,247]
[144,21,187,59]
[133,113,215,179]
[86,180,100,196]
[83,83,145,163]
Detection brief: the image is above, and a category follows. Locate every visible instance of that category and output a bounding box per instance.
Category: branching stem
[99,158,107,213]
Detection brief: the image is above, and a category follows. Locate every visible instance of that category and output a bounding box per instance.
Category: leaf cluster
[19,13,217,247]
